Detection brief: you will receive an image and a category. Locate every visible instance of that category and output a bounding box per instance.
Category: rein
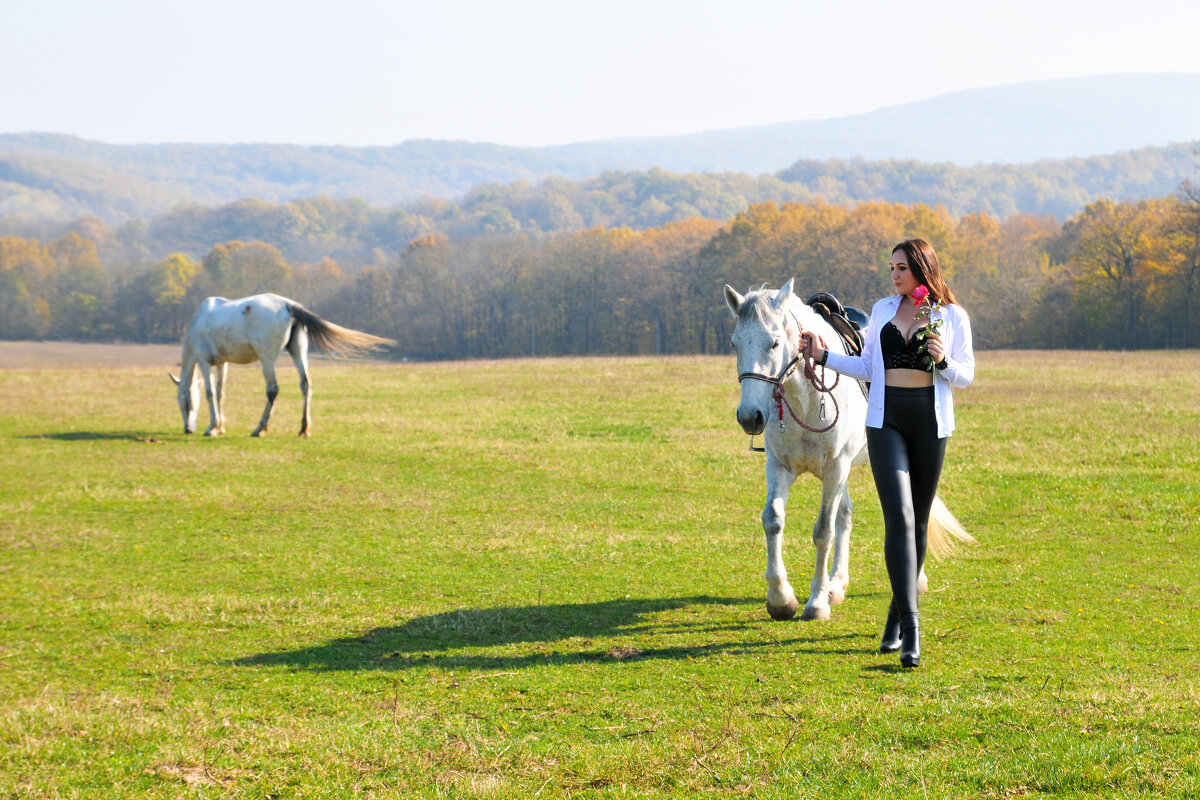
[737,311,842,449]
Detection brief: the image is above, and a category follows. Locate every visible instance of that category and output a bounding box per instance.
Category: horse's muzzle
[737,407,766,436]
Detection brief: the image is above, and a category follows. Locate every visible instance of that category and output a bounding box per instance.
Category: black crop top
[880,321,932,370]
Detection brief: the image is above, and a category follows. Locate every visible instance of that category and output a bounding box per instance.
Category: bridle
[736,309,842,447]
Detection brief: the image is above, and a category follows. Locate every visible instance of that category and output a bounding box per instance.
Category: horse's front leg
[803,462,851,620]
[198,362,222,436]
[762,455,800,621]
[214,362,228,435]
[250,362,279,437]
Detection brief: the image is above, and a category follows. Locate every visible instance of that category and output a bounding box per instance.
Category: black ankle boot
[900,613,920,668]
[880,601,901,653]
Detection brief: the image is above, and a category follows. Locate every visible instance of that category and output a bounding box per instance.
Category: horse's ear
[169,373,181,386]
[772,278,795,311]
[723,284,744,318]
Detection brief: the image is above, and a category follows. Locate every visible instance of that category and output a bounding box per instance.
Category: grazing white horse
[724,279,969,621]
[171,293,393,437]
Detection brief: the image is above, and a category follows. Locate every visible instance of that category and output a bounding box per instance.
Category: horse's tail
[927,495,977,560]
[288,304,395,357]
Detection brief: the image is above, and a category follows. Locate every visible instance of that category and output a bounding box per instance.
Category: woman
[802,238,974,668]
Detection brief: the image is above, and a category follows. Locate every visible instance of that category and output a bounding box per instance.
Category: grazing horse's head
[170,372,201,434]
[724,278,801,435]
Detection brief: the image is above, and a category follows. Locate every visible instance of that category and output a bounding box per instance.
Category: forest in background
[3,135,1198,226]
[3,178,1200,355]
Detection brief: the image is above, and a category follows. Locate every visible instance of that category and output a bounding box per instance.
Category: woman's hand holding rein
[801,331,826,365]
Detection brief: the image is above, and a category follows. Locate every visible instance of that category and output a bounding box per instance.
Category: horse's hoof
[917,573,929,595]
[800,605,832,621]
[828,589,846,606]
[250,430,266,438]
[766,597,799,621]
[298,429,309,438]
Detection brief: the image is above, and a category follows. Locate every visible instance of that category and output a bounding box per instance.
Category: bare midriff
[884,368,933,388]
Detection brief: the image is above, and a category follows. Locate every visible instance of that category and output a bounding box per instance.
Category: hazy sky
[3,0,1200,147]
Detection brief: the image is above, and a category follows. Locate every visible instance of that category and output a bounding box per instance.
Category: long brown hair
[893,238,957,305]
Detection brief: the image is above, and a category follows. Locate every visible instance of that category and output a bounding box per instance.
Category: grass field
[2,348,1198,798]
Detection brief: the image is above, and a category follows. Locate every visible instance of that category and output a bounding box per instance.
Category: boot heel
[900,613,920,668]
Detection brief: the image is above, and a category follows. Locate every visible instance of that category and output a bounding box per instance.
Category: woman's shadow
[233,595,853,672]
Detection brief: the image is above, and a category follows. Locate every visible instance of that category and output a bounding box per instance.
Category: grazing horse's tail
[287,304,395,357]
[927,496,977,560]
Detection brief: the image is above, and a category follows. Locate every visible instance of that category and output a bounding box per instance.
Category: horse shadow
[234,595,866,672]
[22,431,166,442]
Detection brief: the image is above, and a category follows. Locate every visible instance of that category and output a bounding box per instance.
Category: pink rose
[912,285,930,304]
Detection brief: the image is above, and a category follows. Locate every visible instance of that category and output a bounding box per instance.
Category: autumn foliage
[3,195,1199,354]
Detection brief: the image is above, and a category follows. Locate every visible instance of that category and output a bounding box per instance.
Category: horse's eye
[730,340,736,350]
[771,339,780,349]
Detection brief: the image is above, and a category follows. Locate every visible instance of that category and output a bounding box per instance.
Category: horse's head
[724,278,801,435]
[170,372,201,434]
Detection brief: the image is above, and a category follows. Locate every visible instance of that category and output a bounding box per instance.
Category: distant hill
[2,73,1200,223]
[561,73,1200,173]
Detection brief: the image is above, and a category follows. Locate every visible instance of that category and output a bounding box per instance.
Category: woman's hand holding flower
[912,285,945,371]
[923,331,945,366]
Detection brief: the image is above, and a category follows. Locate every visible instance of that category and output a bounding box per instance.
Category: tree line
[3,189,1200,354]
[3,136,1197,231]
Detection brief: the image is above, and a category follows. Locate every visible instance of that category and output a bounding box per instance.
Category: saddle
[806,292,867,358]
[806,292,870,400]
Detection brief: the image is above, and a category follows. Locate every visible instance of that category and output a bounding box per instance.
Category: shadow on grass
[860,663,911,674]
[235,595,871,672]
[22,431,167,442]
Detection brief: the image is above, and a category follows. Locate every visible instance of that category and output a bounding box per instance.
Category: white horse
[171,293,393,437]
[724,279,968,621]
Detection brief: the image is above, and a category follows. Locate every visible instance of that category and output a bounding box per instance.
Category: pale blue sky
[3,0,1199,147]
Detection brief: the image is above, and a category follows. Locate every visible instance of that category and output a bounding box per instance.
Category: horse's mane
[737,286,833,346]
[737,286,783,328]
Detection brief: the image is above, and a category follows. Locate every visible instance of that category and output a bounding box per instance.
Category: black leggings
[866,386,946,617]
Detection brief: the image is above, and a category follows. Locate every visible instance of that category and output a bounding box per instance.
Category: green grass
[2,351,1198,798]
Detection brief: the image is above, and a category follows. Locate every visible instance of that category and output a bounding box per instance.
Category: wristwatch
[935,357,948,370]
